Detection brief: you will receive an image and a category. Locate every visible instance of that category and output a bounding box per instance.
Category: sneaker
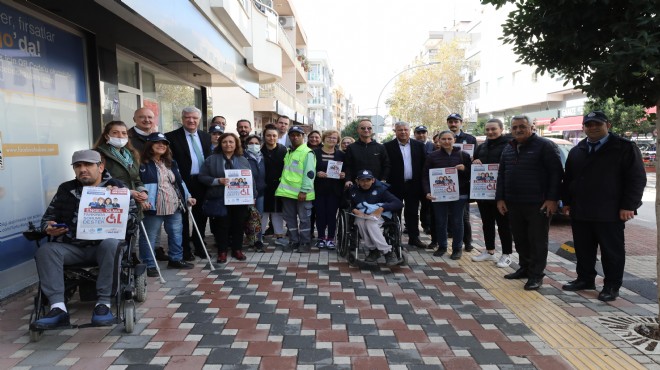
[472,251,498,262]
[325,240,336,250]
[496,254,512,268]
[91,304,115,326]
[146,267,158,277]
[315,239,326,249]
[365,249,381,263]
[384,251,401,266]
[31,307,70,330]
[167,260,194,269]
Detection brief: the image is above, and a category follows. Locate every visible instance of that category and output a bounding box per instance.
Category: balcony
[245,0,281,82]
[210,0,252,47]
[259,83,296,111]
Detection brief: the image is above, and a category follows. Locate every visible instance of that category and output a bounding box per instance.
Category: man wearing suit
[165,106,212,260]
[384,122,427,249]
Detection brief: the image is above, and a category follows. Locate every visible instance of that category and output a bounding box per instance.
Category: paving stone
[433,296,463,305]
[17,350,69,366]
[496,323,534,336]
[269,323,301,336]
[182,312,217,324]
[112,335,152,349]
[198,334,235,348]
[239,295,267,304]
[227,287,256,296]
[247,303,277,313]
[347,323,379,336]
[473,314,508,325]
[401,313,435,325]
[171,295,200,303]
[408,365,450,370]
[331,313,361,324]
[384,348,424,365]
[304,295,331,305]
[354,288,380,297]
[124,365,163,370]
[469,348,514,365]
[282,335,316,349]
[176,303,209,313]
[444,335,484,350]
[258,313,289,325]
[365,335,399,349]
[206,348,246,364]
[189,323,225,335]
[297,348,333,364]
[23,334,70,350]
[422,324,458,337]
[113,349,159,365]
[317,303,346,314]
[293,288,318,296]
[368,296,398,305]
[384,304,415,314]
[216,365,258,370]
[316,365,352,370]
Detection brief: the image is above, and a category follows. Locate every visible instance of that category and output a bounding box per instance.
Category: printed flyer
[225,169,253,205]
[326,160,343,179]
[76,187,130,240]
[453,143,475,157]
[429,167,459,202]
[470,164,499,200]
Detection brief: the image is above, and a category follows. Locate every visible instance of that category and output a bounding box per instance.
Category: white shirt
[398,140,413,181]
[277,134,287,146]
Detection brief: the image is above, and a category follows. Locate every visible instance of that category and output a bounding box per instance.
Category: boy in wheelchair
[31,150,138,330]
[349,170,403,266]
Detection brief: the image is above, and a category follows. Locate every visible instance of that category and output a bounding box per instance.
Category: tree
[480,0,660,323]
[340,119,360,141]
[584,97,654,138]
[387,41,470,133]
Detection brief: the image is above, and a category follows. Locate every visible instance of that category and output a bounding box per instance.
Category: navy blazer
[384,138,426,199]
[165,127,212,183]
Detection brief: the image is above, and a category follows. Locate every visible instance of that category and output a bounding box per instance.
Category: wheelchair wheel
[123,300,135,333]
[336,212,348,257]
[29,328,43,342]
[29,286,47,342]
[134,271,147,303]
[347,252,358,267]
[398,253,407,266]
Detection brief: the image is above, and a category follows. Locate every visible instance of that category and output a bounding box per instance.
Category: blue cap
[583,111,609,124]
[447,113,462,121]
[146,132,170,144]
[288,126,305,135]
[414,125,428,133]
[209,125,224,134]
[356,169,375,180]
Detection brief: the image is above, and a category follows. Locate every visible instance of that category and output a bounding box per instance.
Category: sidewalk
[1,211,659,369]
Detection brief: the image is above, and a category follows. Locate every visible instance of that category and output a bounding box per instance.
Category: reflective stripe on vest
[275,145,315,200]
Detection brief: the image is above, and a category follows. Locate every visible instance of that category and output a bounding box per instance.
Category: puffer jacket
[422,147,472,195]
[349,180,403,219]
[474,134,512,164]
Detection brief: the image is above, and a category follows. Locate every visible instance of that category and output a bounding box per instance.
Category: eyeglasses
[359,127,373,131]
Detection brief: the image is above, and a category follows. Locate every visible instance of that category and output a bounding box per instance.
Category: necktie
[588,141,599,154]
[190,133,204,169]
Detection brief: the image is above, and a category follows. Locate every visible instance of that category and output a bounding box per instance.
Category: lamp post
[374,61,450,124]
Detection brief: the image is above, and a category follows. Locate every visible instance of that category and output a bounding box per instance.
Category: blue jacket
[496,134,563,203]
[349,181,403,219]
[139,160,191,215]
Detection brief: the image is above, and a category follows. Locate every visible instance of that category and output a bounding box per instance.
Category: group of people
[31,106,647,330]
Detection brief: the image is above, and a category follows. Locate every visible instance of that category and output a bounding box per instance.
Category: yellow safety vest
[275,145,315,201]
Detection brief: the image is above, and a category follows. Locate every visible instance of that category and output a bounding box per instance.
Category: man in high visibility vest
[276,126,317,253]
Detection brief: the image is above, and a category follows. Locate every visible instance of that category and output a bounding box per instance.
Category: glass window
[117,57,139,88]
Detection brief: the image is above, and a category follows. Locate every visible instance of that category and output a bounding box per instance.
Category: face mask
[108,137,128,148]
[247,144,261,154]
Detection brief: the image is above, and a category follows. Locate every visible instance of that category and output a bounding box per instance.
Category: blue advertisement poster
[0,3,90,271]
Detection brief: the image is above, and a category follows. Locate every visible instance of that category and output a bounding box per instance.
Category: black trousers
[397,181,421,240]
[571,220,625,289]
[183,175,208,256]
[507,202,550,279]
[420,198,431,230]
[477,200,512,254]
[212,205,249,252]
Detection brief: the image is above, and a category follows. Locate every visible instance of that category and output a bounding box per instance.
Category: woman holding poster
[313,129,345,250]
[422,131,471,260]
[199,133,251,264]
[471,119,513,268]
[138,133,196,276]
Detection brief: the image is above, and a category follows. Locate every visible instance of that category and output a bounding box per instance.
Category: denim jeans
[139,212,183,267]
[432,197,467,251]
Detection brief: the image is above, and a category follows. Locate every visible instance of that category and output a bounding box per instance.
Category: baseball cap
[583,111,609,124]
[356,169,375,180]
[71,149,101,165]
[447,113,463,121]
[146,132,170,144]
[209,125,224,134]
[414,125,428,133]
[288,126,305,135]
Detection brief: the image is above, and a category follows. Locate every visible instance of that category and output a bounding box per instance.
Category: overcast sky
[291,0,482,115]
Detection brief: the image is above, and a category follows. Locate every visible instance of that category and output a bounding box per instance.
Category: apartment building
[306,50,334,131]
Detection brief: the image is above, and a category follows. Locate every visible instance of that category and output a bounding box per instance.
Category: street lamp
[374,61,451,124]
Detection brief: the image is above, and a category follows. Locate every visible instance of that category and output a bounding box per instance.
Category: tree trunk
[655,99,659,322]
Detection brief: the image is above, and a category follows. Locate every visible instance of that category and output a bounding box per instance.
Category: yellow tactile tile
[458,256,646,369]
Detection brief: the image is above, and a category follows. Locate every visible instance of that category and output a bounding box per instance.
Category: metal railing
[253,0,278,43]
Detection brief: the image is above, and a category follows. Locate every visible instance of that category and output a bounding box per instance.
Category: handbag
[243,205,262,245]
[202,198,227,217]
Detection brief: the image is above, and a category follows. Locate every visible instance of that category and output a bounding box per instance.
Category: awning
[533,117,553,127]
[548,116,583,132]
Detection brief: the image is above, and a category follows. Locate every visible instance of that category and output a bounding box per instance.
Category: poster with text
[326,160,343,179]
[429,168,459,202]
[76,187,130,240]
[470,164,498,200]
[453,143,475,157]
[225,169,253,205]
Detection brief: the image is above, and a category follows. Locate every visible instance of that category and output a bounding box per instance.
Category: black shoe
[146,267,159,277]
[450,249,462,260]
[504,269,528,280]
[30,307,70,330]
[365,249,381,263]
[282,242,297,253]
[433,248,447,257]
[91,304,115,326]
[168,260,194,269]
[297,243,311,253]
[194,249,207,259]
[183,253,196,262]
[384,252,401,266]
[598,287,619,302]
[427,242,438,250]
[255,241,265,253]
[562,280,596,291]
[402,228,408,235]
[408,238,427,249]
[464,244,474,252]
[524,277,543,290]
[155,247,169,262]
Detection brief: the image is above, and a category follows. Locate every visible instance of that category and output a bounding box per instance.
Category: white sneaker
[496,254,512,268]
[471,251,498,262]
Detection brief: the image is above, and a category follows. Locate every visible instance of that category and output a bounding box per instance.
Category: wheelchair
[335,209,406,267]
[23,222,147,342]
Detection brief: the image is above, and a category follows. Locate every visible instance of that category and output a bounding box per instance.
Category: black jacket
[561,133,646,222]
[422,147,472,196]
[262,144,287,212]
[455,131,477,145]
[165,127,212,183]
[349,181,403,213]
[344,139,390,182]
[495,134,563,203]
[314,148,345,197]
[384,138,426,199]
[474,134,511,164]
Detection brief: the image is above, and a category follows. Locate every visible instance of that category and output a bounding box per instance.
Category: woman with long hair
[260,124,288,243]
[138,133,196,276]
[422,130,472,260]
[199,133,251,263]
[312,129,345,249]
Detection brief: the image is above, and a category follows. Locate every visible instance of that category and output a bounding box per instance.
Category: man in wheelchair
[349,170,403,266]
[31,150,137,330]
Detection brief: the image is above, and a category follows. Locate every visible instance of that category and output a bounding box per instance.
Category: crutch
[186,204,215,271]
[139,221,166,283]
